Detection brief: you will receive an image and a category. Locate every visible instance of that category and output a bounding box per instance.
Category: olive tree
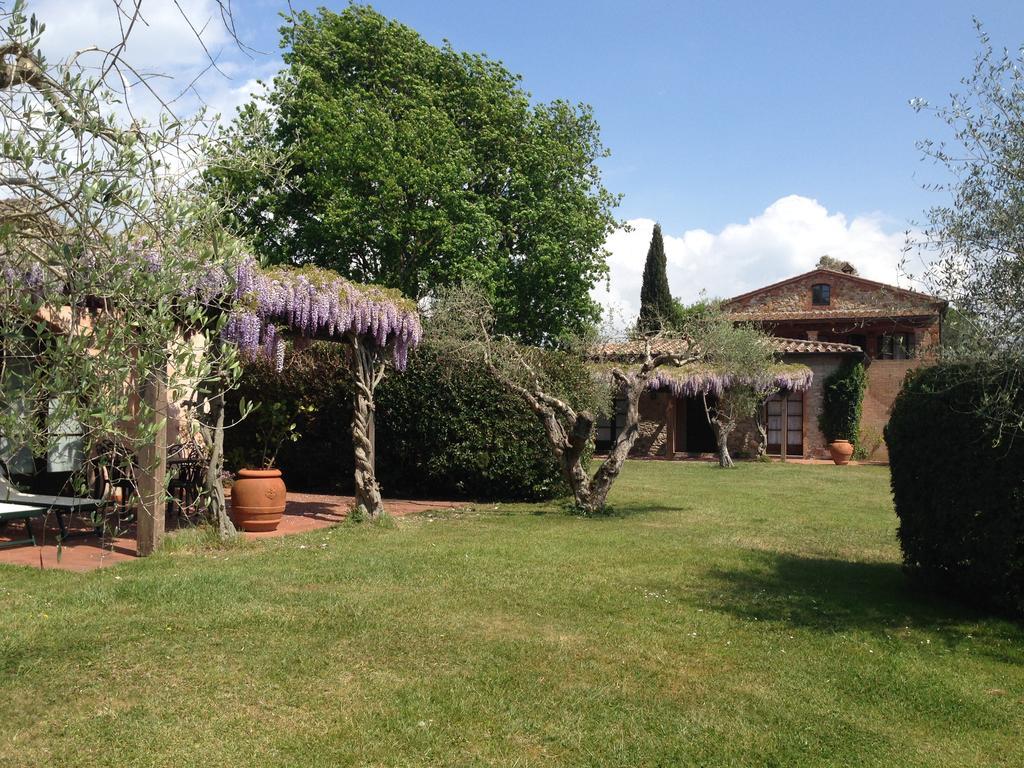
[909,22,1024,438]
[428,285,705,515]
[696,313,778,468]
[0,1,268,543]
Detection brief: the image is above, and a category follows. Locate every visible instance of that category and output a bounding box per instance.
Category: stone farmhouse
[597,266,948,461]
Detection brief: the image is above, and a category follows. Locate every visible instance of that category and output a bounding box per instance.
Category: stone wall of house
[630,391,671,457]
[700,354,850,460]
[725,271,939,318]
[799,355,848,458]
[727,354,851,459]
[624,353,917,462]
[727,414,760,457]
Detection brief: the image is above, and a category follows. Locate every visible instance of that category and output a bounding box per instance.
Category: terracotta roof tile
[771,338,863,354]
[728,308,939,322]
[593,336,863,359]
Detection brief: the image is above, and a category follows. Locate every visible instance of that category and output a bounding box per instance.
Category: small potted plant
[230,401,302,532]
[818,361,866,466]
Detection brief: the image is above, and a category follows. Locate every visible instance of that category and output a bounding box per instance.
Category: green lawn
[2,461,1022,767]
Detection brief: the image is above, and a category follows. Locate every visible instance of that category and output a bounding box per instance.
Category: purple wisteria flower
[222,256,422,371]
[646,365,813,397]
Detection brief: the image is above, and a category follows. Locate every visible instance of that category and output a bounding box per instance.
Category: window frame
[878,332,914,360]
[811,283,831,306]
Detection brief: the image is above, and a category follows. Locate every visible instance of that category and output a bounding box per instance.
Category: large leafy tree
[209,5,621,344]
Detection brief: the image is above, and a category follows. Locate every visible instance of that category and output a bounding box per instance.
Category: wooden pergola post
[136,370,168,556]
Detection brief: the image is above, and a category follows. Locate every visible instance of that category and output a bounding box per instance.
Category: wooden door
[765,392,804,456]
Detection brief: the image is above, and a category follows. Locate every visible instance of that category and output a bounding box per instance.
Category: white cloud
[29,0,276,123]
[33,0,230,70]
[595,195,915,327]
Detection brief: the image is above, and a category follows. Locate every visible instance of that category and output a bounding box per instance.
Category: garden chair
[0,459,108,541]
[166,441,208,521]
[89,447,136,526]
[0,501,47,549]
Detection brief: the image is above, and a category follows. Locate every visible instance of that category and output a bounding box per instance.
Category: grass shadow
[703,551,1024,659]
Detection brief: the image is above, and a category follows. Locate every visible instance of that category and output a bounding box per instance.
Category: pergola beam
[136,369,168,556]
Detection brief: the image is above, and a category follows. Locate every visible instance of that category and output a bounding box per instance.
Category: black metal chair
[166,442,208,521]
[168,458,206,520]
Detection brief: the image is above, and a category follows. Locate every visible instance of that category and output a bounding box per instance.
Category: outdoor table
[0,502,47,549]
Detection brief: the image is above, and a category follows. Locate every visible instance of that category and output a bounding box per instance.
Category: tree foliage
[376,347,592,500]
[886,362,1024,616]
[427,285,786,511]
[689,306,781,466]
[816,254,858,274]
[209,4,621,344]
[638,223,674,332]
[225,343,590,501]
[0,2,245,534]
[910,22,1024,437]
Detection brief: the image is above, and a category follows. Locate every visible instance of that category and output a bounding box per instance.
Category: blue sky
[33,0,1024,317]
[227,1,1023,230]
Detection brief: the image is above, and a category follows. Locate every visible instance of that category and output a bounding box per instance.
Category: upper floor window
[811,283,831,306]
[878,333,914,360]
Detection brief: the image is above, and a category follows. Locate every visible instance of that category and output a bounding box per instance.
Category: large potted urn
[827,439,855,466]
[229,401,300,531]
[230,468,287,531]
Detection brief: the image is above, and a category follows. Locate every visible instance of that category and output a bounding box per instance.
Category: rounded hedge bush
[885,362,1024,616]
[225,344,589,501]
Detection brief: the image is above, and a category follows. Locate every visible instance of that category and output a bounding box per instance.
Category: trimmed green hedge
[375,349,584,500]
[225,344,589,501]
[818,359,866,443]
[885,362,1024,616]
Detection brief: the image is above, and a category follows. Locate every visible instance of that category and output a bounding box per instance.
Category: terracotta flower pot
[828,440,855,466]
[230,468,286,531]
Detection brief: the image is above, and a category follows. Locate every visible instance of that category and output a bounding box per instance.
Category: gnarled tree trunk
[704,393,736,468]
[754,405,768,460]
[350,335,385,518]
[712,422,735,468]
[589,382,644,511]
[199,389,237,540]
[495,343,695,515]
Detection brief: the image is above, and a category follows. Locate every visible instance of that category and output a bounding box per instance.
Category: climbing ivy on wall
[818,359,867,443]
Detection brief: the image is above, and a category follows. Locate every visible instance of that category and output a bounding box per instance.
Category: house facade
[601,267,947,461]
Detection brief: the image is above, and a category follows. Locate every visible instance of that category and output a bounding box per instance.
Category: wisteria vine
[592,363,814,399]
[3,245,422,373]
[221,258,422,371]
[646,364,814,398]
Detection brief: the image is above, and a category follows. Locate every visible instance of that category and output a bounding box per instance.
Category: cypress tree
[638,223,674,332]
